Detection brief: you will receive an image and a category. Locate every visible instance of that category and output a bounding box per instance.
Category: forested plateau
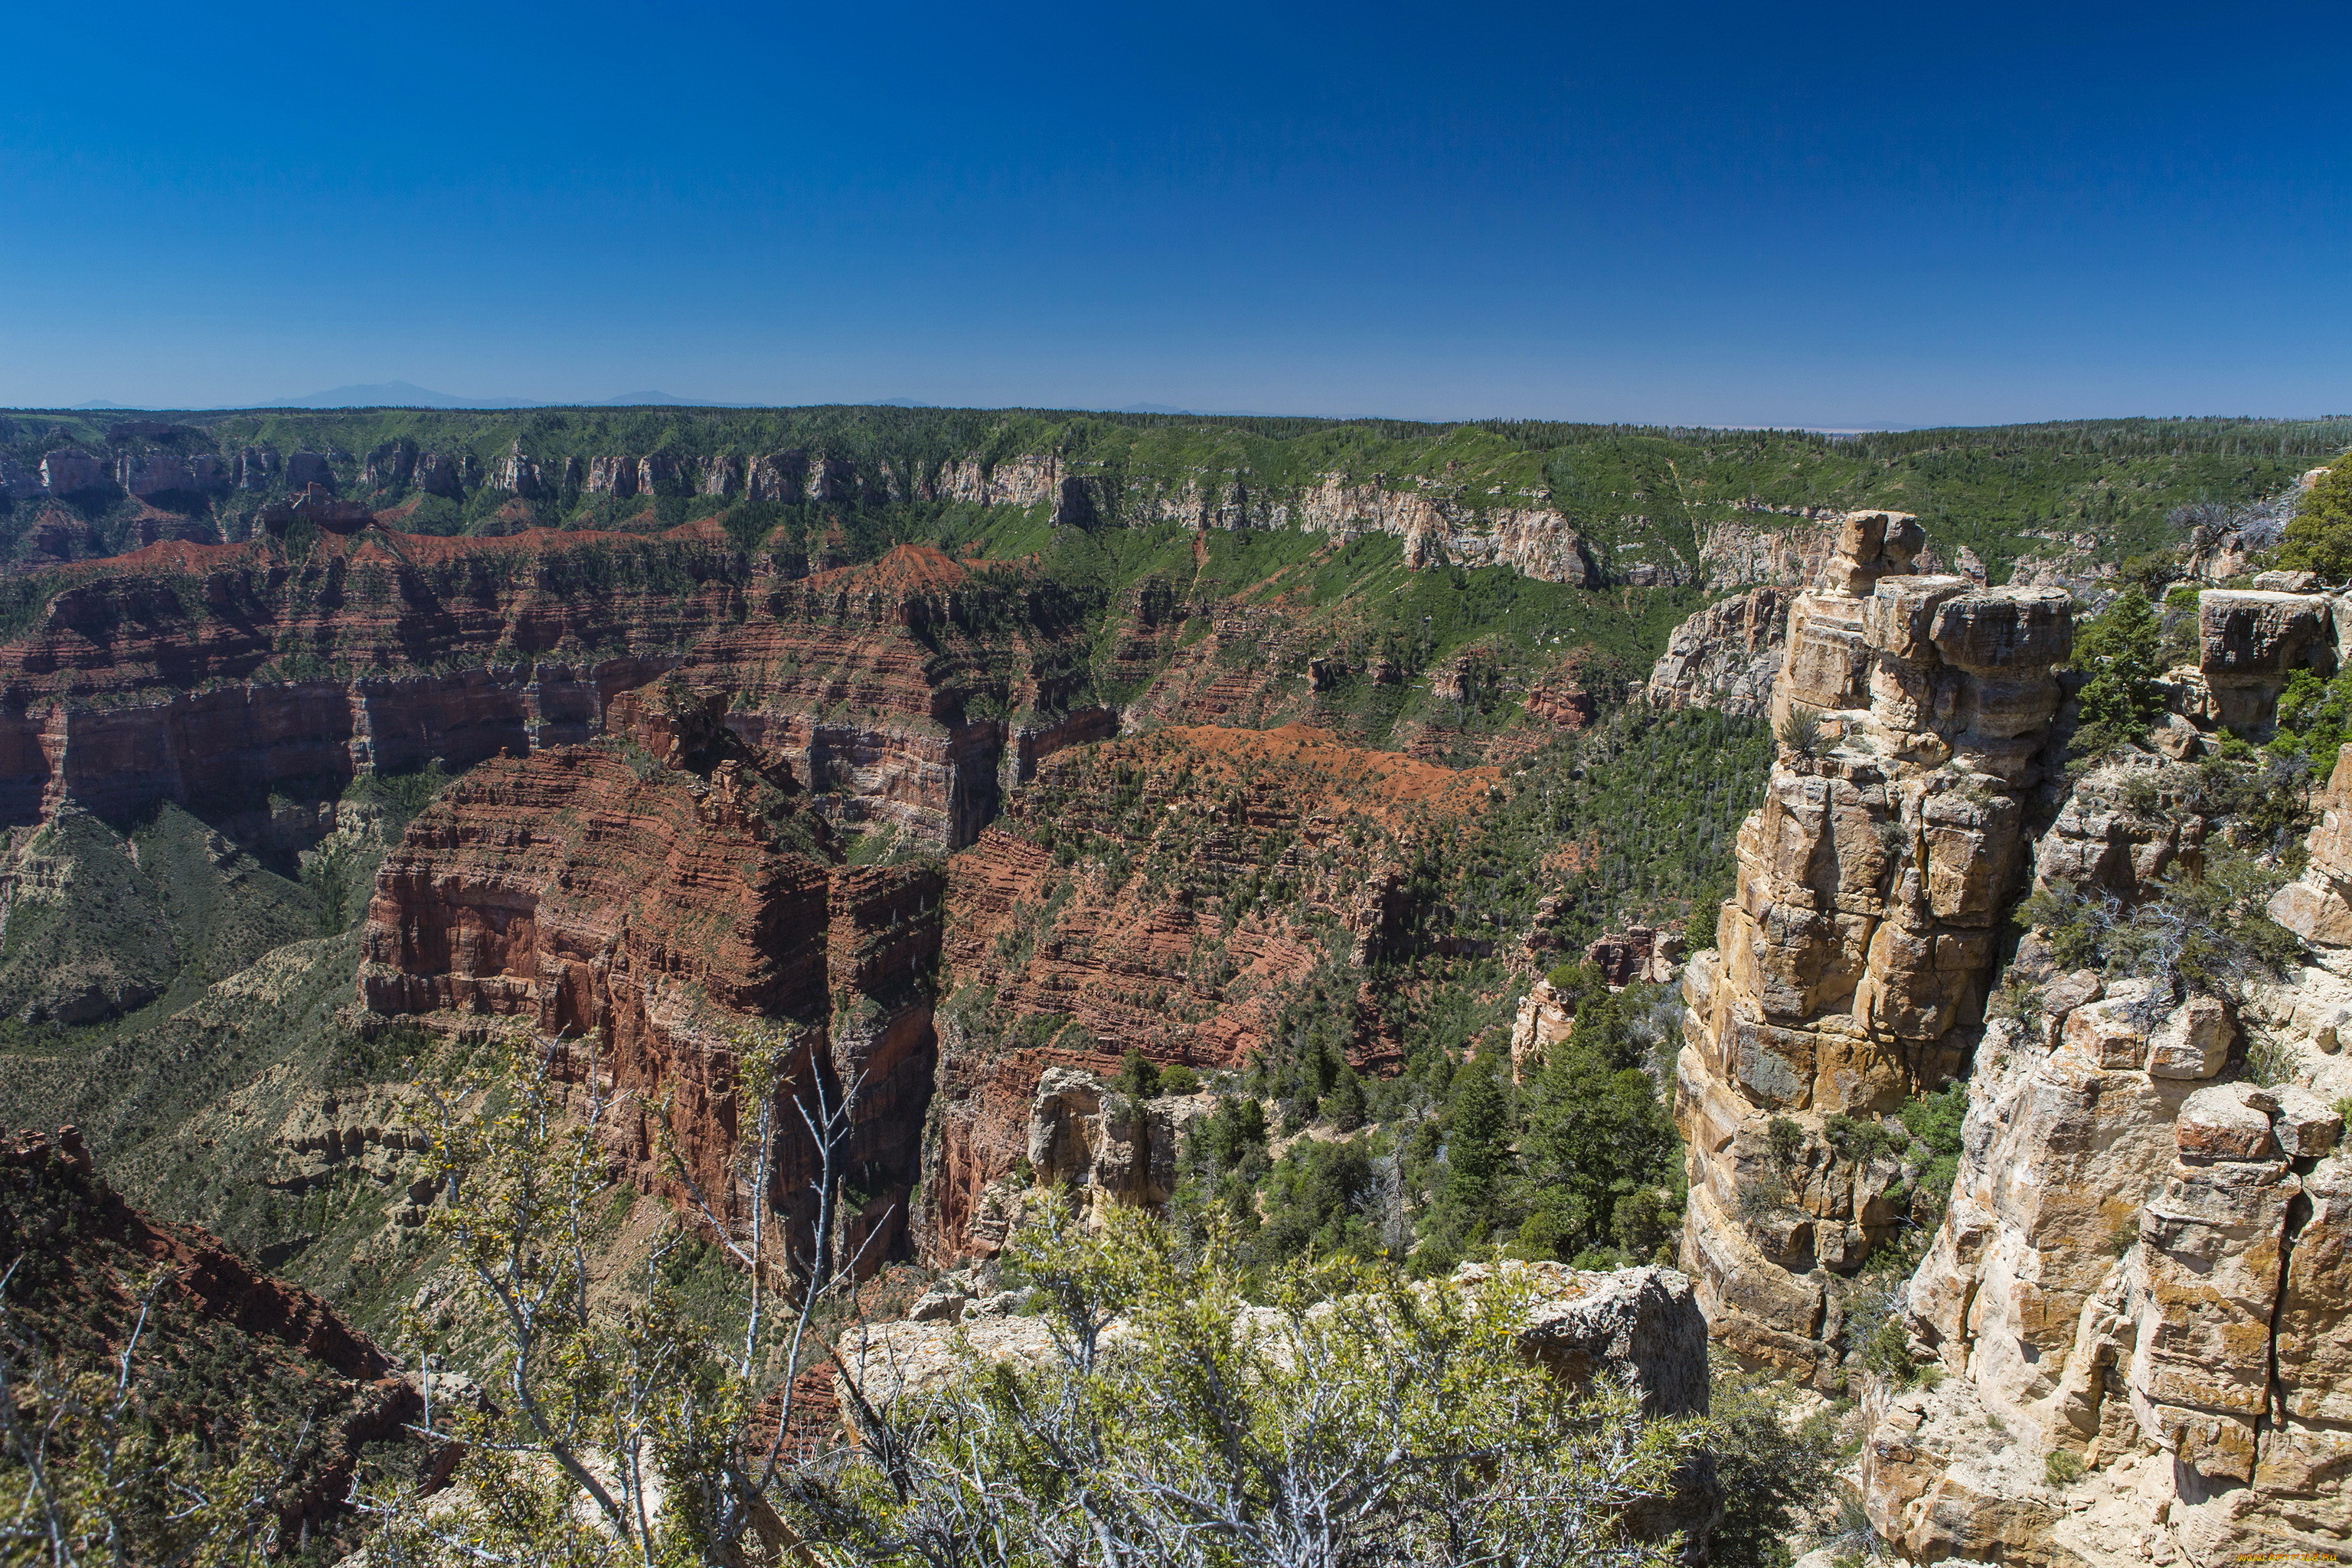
[0,401,2347,1568]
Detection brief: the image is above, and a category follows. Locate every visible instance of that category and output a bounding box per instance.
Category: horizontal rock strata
[0,531,1096,850]
[357,701,940,1258]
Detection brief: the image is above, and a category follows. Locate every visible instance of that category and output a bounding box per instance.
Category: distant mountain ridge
[57,383,758,411]
[266,382,754,410]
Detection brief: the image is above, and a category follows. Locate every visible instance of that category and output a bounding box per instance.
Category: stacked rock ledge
[1678,512,2073,1383]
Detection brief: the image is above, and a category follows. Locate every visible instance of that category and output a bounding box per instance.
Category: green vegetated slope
[1158,704,1772,1279]
[0,774,450,1328]
[1001,518,1712,748]
[0,805,315,1029]
[5,403,2344,584]
[0,1131,416,1566]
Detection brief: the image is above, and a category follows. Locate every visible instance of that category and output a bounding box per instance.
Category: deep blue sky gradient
[2,1,2346,424]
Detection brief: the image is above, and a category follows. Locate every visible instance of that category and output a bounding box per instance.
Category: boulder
[2174,1084,2279,1163]
[2039,969,2103,1021]
[2268,1084,2344,1159]
[2268,744,2352,945]
[1927,587,2074,675]
[1511,1264,1710,1418]
[2062,991,2150,1070]
[2200,590,2332,678]
[2145,995,2233,1080]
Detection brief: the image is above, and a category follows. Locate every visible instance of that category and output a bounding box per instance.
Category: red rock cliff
[0,528,1098,848]
[359,695,942,1259]
[921,723,1494,1259]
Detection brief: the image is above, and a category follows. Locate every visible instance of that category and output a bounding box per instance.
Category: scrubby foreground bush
[790,1204,1708,1568]
[330,1043,1716,1568]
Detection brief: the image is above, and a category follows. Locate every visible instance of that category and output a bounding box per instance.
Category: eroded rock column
[1677,511,2072,1378]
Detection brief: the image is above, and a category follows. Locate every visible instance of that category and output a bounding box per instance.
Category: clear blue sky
[2,1,2344,426]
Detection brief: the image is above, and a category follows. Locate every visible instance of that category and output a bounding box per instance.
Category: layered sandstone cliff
[0,530,1096,852]
[1674,511,2075,1378]
[357,687,940,1258]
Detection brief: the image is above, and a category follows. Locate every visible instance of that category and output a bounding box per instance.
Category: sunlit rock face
[1851,602,2352,1568]
[1645,586,1790,717]
[1676,512,2073,1383]
[358,689,942,1268]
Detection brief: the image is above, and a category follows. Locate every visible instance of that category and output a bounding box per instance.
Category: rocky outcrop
[2270,744,2352,946]
[1023,1067,1211,1221]
[2005,531,2120,610]
[835,1258,1717,1553]
[267,1085,435,1205]
[2031,756,2207,903]
[1699,515,1843,589]
[1864,995,2350,1567]
[116,451,231,498]
[1510,975,1576,1077]
[838,1258,1711,1420]
[2180,492,2298,585]
[1504,1261,1713,1419]
[1273,475,1601,585]
[931,458,1606,585]
[1587,926,1684,986]
[1676,512,2074,1380]
[1848,611,2352,1566]
[491,441,544,497]
[931,453,1067,509]
[2196,589,2337,737]
[1645,587,1791,716]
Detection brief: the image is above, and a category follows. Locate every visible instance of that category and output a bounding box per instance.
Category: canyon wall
[929,452,1608,584]
[1681,519,2352,1564]
[13,429,1625,586]
[357,687,942,1259]
[0,529,1098,852]
[1849,599,2352,1566]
